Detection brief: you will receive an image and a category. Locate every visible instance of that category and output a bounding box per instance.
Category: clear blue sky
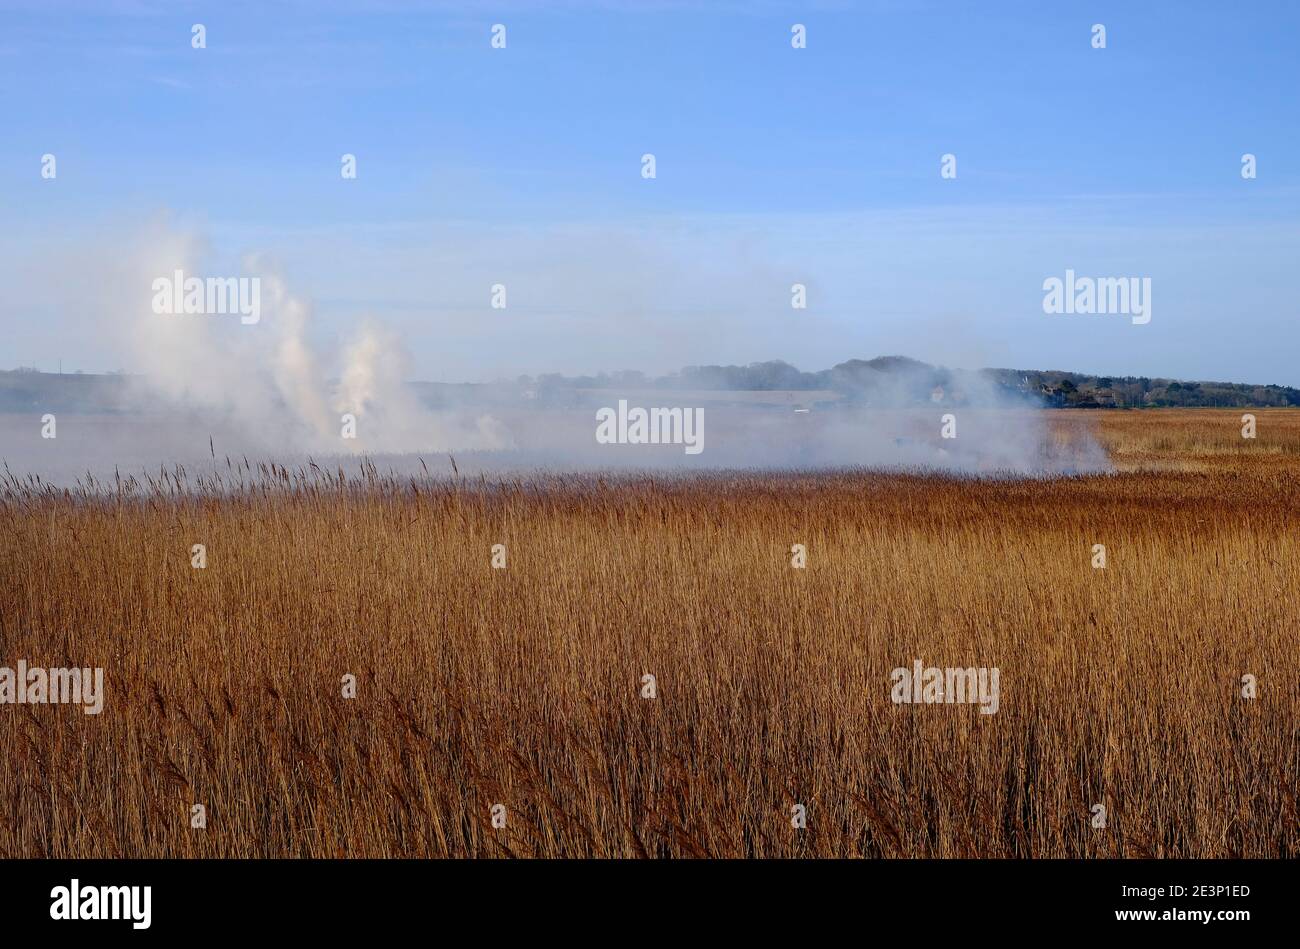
[2,0,1298,384]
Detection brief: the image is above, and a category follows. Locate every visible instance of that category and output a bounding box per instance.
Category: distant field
[1,408,1296,857]
[1093,407,1300,469]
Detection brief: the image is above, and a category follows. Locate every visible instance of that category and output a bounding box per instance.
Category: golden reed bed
[1,408,1297,857]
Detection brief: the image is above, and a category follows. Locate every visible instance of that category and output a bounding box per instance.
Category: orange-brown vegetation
[1,409,1296,857]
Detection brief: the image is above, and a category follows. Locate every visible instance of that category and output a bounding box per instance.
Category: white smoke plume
[115,220,512,457]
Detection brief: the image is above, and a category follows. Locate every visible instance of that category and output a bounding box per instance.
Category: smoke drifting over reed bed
[0,406,1111,488]
[2,220,505,471]
[0,221,1110,484]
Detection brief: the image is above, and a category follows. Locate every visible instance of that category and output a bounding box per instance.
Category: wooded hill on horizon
[512,356,1300,409]
[3,356,1298,412]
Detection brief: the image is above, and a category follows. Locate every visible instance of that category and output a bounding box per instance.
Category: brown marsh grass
[0,408,1297,857]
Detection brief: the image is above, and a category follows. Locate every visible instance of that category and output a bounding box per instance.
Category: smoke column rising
[118,222,512,457]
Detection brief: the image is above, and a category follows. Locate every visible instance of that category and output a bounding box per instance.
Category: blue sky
[2,0,1298,384]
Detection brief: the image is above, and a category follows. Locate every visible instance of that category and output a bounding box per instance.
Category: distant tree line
[6,359,1299,413]
[516,357,1300,408]
[983,368,1300,408]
